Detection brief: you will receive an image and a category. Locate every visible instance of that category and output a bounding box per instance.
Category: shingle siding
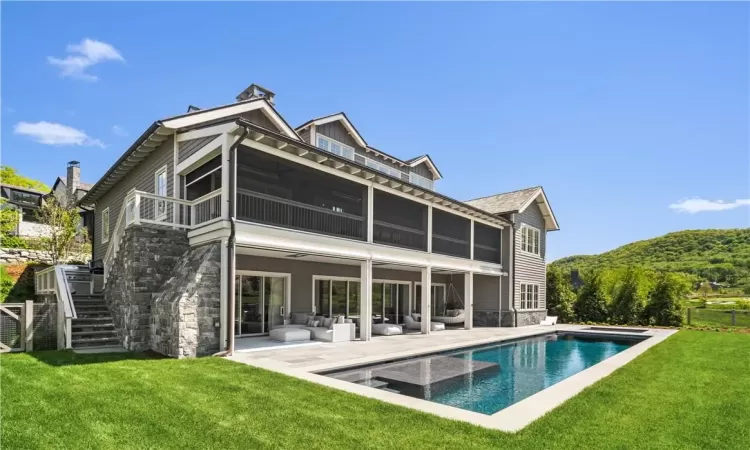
[93,136,175,261]
[178,135,219,164]
[513,202,546,310]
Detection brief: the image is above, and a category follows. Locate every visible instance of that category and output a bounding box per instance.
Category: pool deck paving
[228,324,677,432]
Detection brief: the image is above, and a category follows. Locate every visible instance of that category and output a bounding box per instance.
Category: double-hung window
[101,207,110,244]
[520,283,539,309]
[155,166,168,221]
[520,225,541,256]
[317,136,355,161]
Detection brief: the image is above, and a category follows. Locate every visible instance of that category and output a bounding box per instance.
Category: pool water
[325,332,643,414]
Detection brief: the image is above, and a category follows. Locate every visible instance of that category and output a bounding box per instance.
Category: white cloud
[47,38,124,81]
[669,198,750,214]
[14,121,105,148]
[111,125,128,137]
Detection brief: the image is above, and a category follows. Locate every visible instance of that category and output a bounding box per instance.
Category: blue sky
[2,2,748,260]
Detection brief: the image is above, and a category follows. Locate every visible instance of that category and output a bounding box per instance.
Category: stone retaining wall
[516,310,547,326]
[103,226,190,351]
[0,247,90,265]
[150,242,221,358]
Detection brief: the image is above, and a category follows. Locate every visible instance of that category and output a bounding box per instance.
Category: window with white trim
[101,207,110,244]
[520,283,539,309]
[155,165,168,220]
[316,136,355,161]
[520,225,541,256]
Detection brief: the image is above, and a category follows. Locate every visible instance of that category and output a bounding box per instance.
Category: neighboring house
[465,186,560,326]
[50,161,96,240]
[78,83,559,357]
[1,161,95,240]
[0,183,49,237]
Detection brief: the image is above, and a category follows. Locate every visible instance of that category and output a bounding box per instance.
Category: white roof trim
[517,188,560,231]
[160,99,299,140]
[309,113,367,148]
[407,155,442,180]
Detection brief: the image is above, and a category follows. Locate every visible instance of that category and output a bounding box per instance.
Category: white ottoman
[431,322,446,331]
[269,328,311,342]
[372,323,403,336]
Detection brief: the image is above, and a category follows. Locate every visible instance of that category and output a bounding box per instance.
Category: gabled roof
[52,176,94,192]
[465,186,560,231]
[297,112,368,148]
[296,113,442,179]
[81,98,300,206]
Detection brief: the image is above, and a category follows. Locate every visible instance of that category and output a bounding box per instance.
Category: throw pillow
[292,313,308,325]
[323,317,334,328]
[311,320,320,328]
[305,317,316,327]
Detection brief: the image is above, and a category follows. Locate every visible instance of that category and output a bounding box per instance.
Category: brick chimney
[66,161,80,207]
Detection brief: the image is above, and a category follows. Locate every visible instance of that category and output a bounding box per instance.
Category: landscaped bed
[2,330,749,449]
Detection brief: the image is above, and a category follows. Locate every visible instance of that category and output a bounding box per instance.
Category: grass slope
[552,229,750,285]
[2,331,749,449]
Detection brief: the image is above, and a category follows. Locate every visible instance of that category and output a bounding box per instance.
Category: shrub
[610,267,652,325]
[647,272,690,327]
[574,271,611,323]
[546,266,576,322]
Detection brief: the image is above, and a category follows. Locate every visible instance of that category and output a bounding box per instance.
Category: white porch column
[469,220,475,260]
[464,272,474,330]
[367,184,374,243]
[421,267,432,334]
[360,259,373,341]
[220,132,231,219]
[219,237,229,350]
[427,206,433,253]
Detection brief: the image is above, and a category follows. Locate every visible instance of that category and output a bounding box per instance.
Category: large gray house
[77,83,559,357]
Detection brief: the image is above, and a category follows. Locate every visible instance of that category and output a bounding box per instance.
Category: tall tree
[0,166,50,191]
[610,267,652,325]
[574,270,611,323]
[36,197,82,264]
[546,266,576,323]
[648,272,690,326]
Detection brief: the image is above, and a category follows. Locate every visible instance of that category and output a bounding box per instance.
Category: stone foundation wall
[150,242,221,358]
[473,310,500,327]
[516,310,547,326]
[0,247,90,265]
[103,226,189,351]
[500,311,516,327]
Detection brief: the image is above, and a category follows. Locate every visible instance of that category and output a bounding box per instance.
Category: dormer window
[317,136,355,161]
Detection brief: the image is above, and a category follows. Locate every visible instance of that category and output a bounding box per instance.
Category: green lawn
[2,331,749,449]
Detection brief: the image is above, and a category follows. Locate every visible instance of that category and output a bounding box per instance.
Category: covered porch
[225,245,505,348]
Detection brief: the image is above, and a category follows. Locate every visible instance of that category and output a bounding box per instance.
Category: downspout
[509,214,517,327]
[225,126,249,356]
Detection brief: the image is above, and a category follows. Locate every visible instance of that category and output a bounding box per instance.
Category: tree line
[546,266,690,327]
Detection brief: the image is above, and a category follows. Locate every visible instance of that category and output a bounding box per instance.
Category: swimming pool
[324,332,645,414]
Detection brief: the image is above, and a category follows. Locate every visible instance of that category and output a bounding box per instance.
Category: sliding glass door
[235,273,288,336]
[314,278,361,319]
[373,281,411,324]
[414,283,447,316]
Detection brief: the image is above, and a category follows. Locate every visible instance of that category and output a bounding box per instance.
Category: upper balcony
[129,129,505,267]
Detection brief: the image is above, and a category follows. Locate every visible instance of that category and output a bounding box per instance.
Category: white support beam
[364,173,375,180]
[349,167,362,175]
[315,155,328,164]
[333,161,345,169]
[360,260,373,341]
[277,142,288,150]
[221,133,231,219]
[367,185,374,243]
[220,237,228,349]
[376,176,388,184]
[173,132,179,227]
[421,267,432,334]
[464,272,474,330]
[296,148,309,157]
[427,205,433,253]
[470,220,475,260]
[253,132,265,142]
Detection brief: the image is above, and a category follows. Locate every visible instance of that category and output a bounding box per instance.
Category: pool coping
[230,326,678,432]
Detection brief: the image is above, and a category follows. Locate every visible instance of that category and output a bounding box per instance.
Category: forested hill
[551,229,750,286]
